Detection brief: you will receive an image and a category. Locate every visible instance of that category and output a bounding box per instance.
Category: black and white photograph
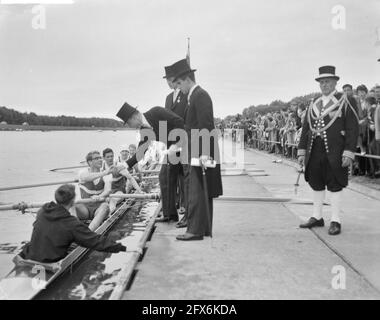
[0,0,380,307]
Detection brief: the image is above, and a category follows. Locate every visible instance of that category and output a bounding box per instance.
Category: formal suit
[298,92,359,191]
[165,90,188,119]
[126,107,185,220]
[184,85,223,236]
[164,90,189,217]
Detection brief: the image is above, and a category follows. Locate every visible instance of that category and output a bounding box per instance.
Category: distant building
[22,122,29,126]
[0,121,7,125]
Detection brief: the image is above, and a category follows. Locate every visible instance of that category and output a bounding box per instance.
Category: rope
[307,94,360,135]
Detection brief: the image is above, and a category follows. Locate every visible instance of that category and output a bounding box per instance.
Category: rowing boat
[0,200,133,300]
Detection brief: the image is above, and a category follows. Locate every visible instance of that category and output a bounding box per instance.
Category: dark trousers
[165,163,182,220]
[307,137,343,192]
[186,166,214,236]
[159,164,177,219]
[178,164,190,217]
[159,164,168,217]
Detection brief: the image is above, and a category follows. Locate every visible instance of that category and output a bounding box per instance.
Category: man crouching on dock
[75,151,115,230]
[19,184,126,264]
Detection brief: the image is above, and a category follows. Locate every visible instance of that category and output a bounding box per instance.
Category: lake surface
[0,130,138,279]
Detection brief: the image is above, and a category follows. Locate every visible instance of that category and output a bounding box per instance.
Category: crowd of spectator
[220,84,380,179]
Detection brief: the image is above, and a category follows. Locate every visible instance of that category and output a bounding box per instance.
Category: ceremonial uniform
[298,91,359,191]
[298,66,359,235]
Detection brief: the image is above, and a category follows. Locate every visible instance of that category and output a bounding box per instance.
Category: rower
[127,143,143,184]
[75,151,113,231]
[102,148,143,211]
[118,145,130,165]
[101,147,118,171]
[19,184,126,264]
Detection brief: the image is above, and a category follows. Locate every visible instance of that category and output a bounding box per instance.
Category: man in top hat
[116,102,185,223]
[171,58,223,241]
[163,65,189,228]
[298,66,359,235]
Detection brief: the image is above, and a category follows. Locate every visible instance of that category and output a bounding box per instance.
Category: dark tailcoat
[165,90,188,119]
[185,86,223,198]
[126,106,184,169]
[185,85,223,236]
[298,92,359,188]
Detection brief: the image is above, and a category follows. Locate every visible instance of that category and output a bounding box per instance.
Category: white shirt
[187,84,199,105]
[173,88,180,103]
[141,114,152,129]
[321,90,337,107]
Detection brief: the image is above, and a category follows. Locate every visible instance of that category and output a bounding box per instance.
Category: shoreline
[0,124,132,131]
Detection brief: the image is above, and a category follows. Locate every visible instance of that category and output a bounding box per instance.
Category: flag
[186,37,190,67]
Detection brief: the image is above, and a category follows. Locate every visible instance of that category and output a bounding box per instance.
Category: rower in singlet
[102,148,143,211]
[75,151,113,231]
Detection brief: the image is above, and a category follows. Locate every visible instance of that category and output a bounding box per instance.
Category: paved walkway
[123,139,380,300]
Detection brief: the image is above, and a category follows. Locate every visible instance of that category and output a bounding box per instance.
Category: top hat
[315,65,340,82]
[116,102,138,124]
[171,59,196,81]
[163,66,175,79]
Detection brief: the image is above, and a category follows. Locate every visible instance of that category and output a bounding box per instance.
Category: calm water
[0,130,138,278]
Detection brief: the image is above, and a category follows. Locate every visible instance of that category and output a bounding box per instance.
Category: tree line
[223,92,320,122]
[0,106,124,128]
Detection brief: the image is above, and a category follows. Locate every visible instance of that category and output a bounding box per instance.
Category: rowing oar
[0,180,79,192]
[50,165,87,172]
[138,175,159,180]
[50,166,161,174]
[0,193,161,211]
[214,196,327,205]
[0,175,158,192]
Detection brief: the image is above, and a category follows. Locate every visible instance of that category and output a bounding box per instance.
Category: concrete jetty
[122,140,380,300]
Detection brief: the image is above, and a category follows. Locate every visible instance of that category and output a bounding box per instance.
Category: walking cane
[201,166,213,238]
[294,166,304,195]
[192,158,215,238]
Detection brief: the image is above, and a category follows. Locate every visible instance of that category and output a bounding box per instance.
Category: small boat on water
[0,185,161,300]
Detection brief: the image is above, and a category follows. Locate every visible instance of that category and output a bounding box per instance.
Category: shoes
[299,217,325,229]
[176,216,187,228]
[176,233,204,241]
[328,222,341,235]
[155,216,179,223]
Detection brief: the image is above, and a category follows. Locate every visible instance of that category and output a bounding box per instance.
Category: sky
[0,0,380,119]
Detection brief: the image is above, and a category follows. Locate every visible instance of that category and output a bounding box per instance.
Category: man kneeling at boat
[75,150,115,231]
[19,184,126,264]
